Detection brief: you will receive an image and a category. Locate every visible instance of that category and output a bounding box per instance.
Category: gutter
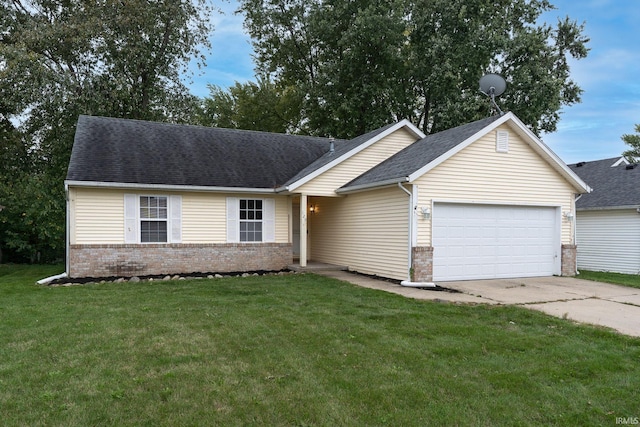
[65,182,70,278]
[64,180,278,194]
[576,205,640,211]
[336,177,409,195]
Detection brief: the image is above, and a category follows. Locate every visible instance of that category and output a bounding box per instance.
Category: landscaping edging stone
[44,269,299,287]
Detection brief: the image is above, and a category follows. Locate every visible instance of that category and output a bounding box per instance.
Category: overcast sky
[185,0,640,164]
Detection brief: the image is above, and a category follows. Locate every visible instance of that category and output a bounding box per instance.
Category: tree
[622,124,640,163]
[0,0,212,262]
[197,77,304,133]
[239,0,589,138]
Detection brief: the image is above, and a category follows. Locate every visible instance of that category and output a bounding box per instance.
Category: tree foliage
[0,0,212,262]
[239,0,589,138]
[197,77,304,133]
[622,124,640,163]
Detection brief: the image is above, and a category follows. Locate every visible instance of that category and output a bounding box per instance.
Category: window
[124,194,181,244]
[239,199,263,242]
[226,197,275,243]
[140,196,168,242]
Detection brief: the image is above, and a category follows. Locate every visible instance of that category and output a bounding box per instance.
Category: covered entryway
[433,203,560,281]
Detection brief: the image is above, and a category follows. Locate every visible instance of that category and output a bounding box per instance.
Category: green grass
[1,265,639,426]
[578,270,640,289]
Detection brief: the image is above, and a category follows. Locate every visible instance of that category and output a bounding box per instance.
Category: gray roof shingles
[67,115,342,189]
[67,115,505,193]
[341,115,501,190]
[568,157,640,209]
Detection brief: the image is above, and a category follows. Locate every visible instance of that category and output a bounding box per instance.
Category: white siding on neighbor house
[414,124,576,247]
[296,128,417,196]
[71,187,290,244]
[309,186,409,280]
[576,209,640,274]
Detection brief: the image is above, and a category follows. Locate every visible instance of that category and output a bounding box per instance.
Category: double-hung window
[140,196,168,242]
[124,194,181,244]
[239,199,263,242]
[226,197,275,243]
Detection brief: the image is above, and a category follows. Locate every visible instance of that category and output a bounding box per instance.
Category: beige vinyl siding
[181,192,226,242]
[71,187,290,244]
[309,186,409,280]
[576,209,640,274]
[183,193,289,242]
[72,188,125,244]
[415,125,576,246]
[296,128,417,196]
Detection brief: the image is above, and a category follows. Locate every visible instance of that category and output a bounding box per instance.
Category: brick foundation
[561,244,577,277]
[69,243,293,278]
[411,246,434,282]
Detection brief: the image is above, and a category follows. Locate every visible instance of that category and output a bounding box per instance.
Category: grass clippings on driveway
[1,264,639,426]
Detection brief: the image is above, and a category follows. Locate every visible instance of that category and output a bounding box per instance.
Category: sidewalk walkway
[314,270,496,304]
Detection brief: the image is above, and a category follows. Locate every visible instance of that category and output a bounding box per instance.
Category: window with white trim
[226,197,275,243]
[239,199,263,242]
[140,196,168,242]
[124,194,181,244]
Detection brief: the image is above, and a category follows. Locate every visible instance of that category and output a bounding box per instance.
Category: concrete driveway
[442,276,640,338]
[316,270,640,338]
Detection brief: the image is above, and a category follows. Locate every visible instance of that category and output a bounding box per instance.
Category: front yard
[578,269,640,289]
[1,264,639,426]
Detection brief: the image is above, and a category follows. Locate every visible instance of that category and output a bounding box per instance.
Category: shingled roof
[568,157,640,210]
[340,115,502,191]
[66,115,342,189]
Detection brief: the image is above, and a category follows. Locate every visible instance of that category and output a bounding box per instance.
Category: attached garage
[433,203,561,281]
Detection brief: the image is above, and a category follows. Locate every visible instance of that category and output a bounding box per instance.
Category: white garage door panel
[433,203,559,281]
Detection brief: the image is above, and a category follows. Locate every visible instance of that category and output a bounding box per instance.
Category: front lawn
[578,270,640,289]
[1,265,639,426]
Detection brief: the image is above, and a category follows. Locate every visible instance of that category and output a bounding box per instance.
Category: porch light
[419,207,431,220]
[563,211,574,221]
[309,204,316,214]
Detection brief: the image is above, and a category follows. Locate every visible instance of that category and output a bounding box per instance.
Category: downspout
[397,182,435,287]
[65,183,70,278]
[397,182,412,281]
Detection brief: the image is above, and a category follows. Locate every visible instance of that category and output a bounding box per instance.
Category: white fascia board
[407,113,513,183]
[285,120,424,192]
[406,112,592,194]
[336,177,409,194]
[611,157,629,167]
[395,119,426,139]
[504,114,591,194]
[64,180,277,194]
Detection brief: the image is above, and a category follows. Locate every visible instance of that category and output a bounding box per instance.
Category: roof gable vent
[496,130,509,153]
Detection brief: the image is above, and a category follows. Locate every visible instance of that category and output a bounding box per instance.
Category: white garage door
[433,203,559,281]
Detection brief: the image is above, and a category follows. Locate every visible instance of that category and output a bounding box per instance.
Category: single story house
[65,112,589,282]
[568,157,640,274]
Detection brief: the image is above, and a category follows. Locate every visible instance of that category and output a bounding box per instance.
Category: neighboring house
[568,157,640,274]
[65,112,589,282]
